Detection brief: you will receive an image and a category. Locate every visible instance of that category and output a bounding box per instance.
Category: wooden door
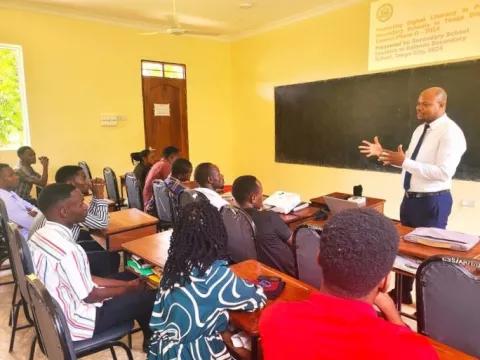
[142,70,189,160]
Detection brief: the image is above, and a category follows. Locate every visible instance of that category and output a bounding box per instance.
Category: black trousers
[77,230,120,277]
[93,272,156,340]
[398,192,453,295]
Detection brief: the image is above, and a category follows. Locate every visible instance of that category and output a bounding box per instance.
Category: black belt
[404,190,450,199]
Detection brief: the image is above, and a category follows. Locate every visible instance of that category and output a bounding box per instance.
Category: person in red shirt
[143,146,179,212]
[260,208,438,360]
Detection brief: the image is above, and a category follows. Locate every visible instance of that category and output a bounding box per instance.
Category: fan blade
[183,29,220,36]
[138,31,160,36]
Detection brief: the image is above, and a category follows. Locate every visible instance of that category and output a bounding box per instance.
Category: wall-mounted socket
[100,114,121,127]
[460,199,476,208]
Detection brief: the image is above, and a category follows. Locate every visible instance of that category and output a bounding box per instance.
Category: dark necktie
[403,123,430,191]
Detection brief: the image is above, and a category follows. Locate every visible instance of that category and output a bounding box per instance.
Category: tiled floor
[0,271,146,360]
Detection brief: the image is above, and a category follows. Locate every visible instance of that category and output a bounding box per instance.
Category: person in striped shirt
[148,201,266,359]
[30,165,119,276]
[29,183,155,348]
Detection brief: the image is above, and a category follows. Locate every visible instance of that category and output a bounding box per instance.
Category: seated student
[29,183,155,349]
[260,208,437,360]
[144,158,193,214]
[15,146,49,204]
[131,148,155,192]
[31,165,109,241]
[143,146,179,209]
[232,175,295,276]
[148,201,266,359]
[0,163,39,239]
[29,165,118,276]
[193,162,228,210]
[164,158,193,197]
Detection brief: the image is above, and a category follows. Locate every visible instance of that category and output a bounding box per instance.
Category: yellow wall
[0,7,234,182]
[231,0,479,233]
[1,3,478,232]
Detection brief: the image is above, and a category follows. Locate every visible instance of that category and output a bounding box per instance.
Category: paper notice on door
[154,103,170,117]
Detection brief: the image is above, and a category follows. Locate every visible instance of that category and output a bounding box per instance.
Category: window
[0,44,29,150]
[141,61,185,79]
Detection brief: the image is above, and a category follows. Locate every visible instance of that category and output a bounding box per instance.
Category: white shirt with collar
[0,188,38,239]
[402,113,466,193]
[195,187,229,210]
[29,221,102,341]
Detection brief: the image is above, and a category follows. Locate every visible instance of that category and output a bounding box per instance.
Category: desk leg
[394,273,403,312]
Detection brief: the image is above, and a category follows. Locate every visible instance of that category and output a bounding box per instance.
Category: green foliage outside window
[0,48,23,148]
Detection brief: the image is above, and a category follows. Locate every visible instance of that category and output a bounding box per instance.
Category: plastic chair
[153,180,173,229]
[4,223,34,352]
[103,167,124,210]
[124,172,143,210]
[220,205,257,263]
[416,255,480,358]
[292,225,323,289]
[78,161,92,181]
[25,275,134,360]
[178,189,208,209]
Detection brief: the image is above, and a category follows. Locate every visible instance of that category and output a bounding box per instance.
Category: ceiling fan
[140,0,220,37]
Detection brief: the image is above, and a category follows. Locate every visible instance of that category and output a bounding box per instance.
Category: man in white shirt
[194,162,228,210]
[0,163,39,239]
[359,87,466,304]
[29,183,155,349]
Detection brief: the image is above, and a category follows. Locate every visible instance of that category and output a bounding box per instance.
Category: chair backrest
[0,198,10,265]
[0,197,10,223]
[124,172,143,210]
[26,275,77,360]
[416,255,480,357]
[178,189,208,209]
[5,223,31,302]
[293,225,322,289]
[103,167,121,207]
[153,180,172,223]
[78,161,92,181]
[220,205,257,263]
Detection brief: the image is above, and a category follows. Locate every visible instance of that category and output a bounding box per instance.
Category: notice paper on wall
[154,103,170,117]
[369,0,480,71]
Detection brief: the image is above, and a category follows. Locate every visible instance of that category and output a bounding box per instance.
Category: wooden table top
[121,230,172,269]
[105,208,158,235]
[229,259,316,336]
[230,259,474,360]
[395,223,480,260]
[310,192,386,208]
[278,206,319,224]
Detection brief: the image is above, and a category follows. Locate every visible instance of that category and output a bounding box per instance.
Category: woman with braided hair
[148,201,266,359]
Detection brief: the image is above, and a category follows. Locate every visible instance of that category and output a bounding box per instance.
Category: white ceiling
[1,0,360,39]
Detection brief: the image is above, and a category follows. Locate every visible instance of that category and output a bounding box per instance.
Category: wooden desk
[230,259,475,360]
[121,230,172,269]
[395,223,480,260]
[279,206,319,230]
[92,208,158,251]
[310,192,386,214]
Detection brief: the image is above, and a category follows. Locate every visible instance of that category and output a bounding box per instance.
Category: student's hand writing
[358,136,383,158]
[28,209,38,218]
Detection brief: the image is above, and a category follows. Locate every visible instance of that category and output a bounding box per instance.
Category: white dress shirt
[195,187,229,210]
[402,113,466,192]
[0,188,38,239]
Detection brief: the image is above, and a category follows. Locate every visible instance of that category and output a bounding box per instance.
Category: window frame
[0,43,30,151]
[141,60,186,80]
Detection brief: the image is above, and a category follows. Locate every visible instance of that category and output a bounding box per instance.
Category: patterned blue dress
[148,260,266,359]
